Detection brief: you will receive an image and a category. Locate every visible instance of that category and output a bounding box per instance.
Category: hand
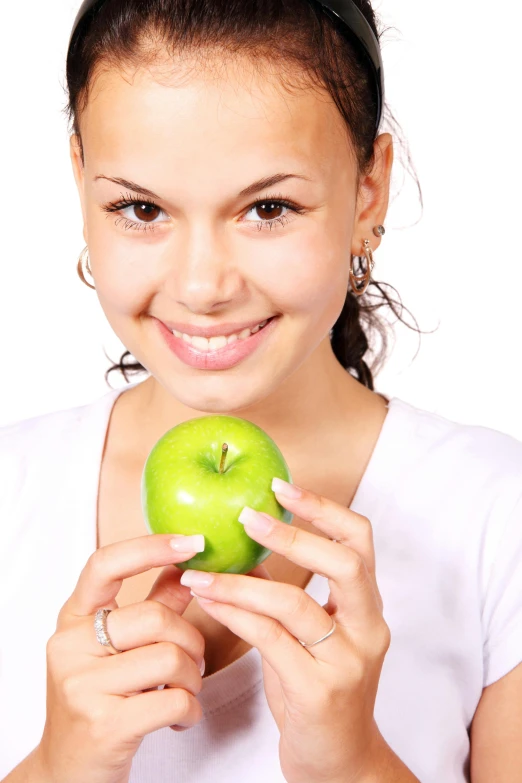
[180,479,391,783]
[37,534,207,783]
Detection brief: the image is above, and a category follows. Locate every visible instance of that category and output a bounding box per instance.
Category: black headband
[68,0,384,134]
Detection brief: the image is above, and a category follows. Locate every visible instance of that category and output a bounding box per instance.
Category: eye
[243,194,305,232]
[100,192,169,233]
[121,202,163,223]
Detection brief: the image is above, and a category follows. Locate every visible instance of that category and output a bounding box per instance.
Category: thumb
[145,563,195,614]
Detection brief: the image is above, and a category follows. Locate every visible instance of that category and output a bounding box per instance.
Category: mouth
[171,316,275,348]
[155,315,279,371]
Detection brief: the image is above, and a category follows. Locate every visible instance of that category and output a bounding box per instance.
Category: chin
[156,373,277,416]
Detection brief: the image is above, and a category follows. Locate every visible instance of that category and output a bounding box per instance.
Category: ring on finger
[94,608,122,654]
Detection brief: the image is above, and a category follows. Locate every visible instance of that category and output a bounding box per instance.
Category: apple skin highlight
[141,415,293,574]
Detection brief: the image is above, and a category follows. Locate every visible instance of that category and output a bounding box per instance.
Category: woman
[1,0,521,781]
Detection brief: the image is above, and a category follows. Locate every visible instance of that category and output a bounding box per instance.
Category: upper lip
[158,316,274,338]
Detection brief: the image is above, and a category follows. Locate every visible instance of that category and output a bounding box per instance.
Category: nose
[165,225,243,314]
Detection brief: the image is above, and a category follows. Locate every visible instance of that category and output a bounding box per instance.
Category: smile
[155,315,279,371]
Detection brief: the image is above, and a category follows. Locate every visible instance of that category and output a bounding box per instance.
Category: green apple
[141,415,293,573]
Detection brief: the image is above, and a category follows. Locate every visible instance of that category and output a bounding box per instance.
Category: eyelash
[100,190,306,234]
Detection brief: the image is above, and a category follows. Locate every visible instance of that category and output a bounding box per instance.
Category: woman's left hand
[179,478,391,783]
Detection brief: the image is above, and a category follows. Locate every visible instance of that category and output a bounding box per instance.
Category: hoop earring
[77,245,96,290]
[349,238,375,297]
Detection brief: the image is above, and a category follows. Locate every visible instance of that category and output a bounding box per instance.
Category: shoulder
[377,397,522,570]
[0,393,104,454]
[0,389,120,499]
[0,396,94,446]
[389,397,522,498]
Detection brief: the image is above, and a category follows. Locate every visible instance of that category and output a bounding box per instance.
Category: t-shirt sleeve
[482,489,522,687]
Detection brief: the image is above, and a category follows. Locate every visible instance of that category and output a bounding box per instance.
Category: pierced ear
[354,133,393,237]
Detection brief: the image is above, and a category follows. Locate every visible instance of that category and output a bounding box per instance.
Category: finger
[120,683,203,736]
[188,599,327,691]
[183,571,340,669]
[89,641,203,697]
[61,534,204,620]
[271,478,376,577]
[146,563,199,615]
[66,597,206,668]
[235,509,381,630]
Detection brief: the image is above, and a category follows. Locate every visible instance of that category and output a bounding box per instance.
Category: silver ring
[94,608,122,654]
[298,618,337,648]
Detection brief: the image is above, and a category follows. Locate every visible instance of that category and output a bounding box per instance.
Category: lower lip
[155,316,279,370]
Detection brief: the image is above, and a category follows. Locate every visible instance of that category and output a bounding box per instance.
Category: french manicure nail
[170,534,205,553]
[271,477,303,498]
[180,570,214,587]
[238,506,274,533]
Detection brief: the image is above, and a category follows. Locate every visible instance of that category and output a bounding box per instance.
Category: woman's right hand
[36,534,207,783]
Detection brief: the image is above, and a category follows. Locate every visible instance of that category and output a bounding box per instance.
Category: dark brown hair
[64,0,424,390]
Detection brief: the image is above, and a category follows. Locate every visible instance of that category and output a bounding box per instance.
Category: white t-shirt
[1,383,522,782]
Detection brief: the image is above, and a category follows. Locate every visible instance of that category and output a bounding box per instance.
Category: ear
[69,133,89,245]
[352,132,394,255]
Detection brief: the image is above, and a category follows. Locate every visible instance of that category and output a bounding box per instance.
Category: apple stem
[219,443,228,473]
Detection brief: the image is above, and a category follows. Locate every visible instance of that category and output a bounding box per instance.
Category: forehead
[80,56,354,186]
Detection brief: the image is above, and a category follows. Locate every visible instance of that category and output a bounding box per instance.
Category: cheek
[88,237,159,316]
[256,228,349,322]
[87,198,163,312]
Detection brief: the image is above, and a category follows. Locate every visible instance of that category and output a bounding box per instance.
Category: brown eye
[255,202,285,221]
[133,203,161,222]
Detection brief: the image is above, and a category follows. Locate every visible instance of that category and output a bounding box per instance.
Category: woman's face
[71,56,392,413]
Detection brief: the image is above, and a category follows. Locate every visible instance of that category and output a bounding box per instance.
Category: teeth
[172,319,269,351]
[208,335,228,350]
[191,335,212,351]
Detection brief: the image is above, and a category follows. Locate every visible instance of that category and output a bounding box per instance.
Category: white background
[1,0,521,439]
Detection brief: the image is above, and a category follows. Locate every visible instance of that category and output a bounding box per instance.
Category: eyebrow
[93,172,313,201]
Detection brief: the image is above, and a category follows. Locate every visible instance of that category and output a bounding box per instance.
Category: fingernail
[180,570,214,587]
[199,658,206,676]
[238,506,274,533]
[271,477,303,499]
[170,535,205,553]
